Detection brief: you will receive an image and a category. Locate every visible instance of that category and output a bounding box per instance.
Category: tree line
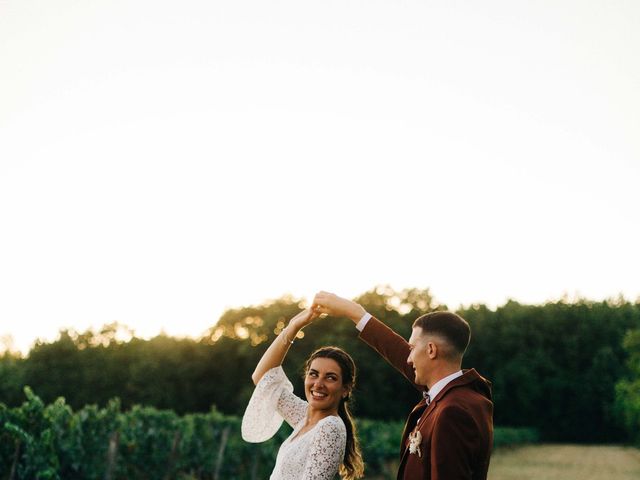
[1,286,639,443]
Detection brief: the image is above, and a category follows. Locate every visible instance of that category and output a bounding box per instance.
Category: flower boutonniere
[408,430,422,457]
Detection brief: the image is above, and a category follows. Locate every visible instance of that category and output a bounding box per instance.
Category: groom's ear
[427,341,438,359]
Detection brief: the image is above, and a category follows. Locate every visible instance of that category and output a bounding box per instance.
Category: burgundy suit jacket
[360,317,494,480]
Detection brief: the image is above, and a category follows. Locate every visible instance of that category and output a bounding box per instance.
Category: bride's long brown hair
[304,346,364,480]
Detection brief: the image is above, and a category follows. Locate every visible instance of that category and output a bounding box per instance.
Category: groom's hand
[312,291,367,325]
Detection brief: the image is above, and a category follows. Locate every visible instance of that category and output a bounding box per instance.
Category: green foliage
[493,427,539,448]
[0,388,289,480]
[0,353,25,406]
[358,418,404,474]
[0,389,537,479]
[614,329,640,444]
[1,287,638,444]
[461,298,639,442]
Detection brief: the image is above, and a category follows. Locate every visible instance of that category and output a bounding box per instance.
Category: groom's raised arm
[312,292,421,391]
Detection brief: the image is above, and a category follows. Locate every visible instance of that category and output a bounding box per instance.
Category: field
[488,444,640,480]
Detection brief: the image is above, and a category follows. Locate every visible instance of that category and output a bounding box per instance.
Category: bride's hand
[289,308,319,330]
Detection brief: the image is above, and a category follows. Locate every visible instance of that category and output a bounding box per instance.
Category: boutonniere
[408,430,422,457]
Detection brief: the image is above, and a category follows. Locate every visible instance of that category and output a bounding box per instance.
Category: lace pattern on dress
[241,366,307,442]
[241,366,347,479]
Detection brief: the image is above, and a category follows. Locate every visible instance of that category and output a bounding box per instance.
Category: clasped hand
[289,291,367,331]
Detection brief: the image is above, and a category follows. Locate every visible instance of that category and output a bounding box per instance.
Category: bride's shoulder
[318,415,347,433]
[312,416,347,451]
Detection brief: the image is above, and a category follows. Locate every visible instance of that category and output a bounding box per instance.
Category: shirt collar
[427,370,463,402]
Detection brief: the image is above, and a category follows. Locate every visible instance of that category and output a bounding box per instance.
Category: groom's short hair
[413,311,471,358]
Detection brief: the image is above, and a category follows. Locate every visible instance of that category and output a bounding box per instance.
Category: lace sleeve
[301,416,347,480]
[241,366,307,442]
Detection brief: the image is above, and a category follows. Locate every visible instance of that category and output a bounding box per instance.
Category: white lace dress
[241,366,347,480]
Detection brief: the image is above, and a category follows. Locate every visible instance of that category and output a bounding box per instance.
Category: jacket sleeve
[358,316,421,391]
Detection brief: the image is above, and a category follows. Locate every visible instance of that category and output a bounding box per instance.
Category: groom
[312,291,493,480]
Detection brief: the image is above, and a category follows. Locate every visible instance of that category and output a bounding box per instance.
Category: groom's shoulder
[441,369,493,402]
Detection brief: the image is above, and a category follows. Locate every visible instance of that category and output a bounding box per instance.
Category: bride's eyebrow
[308,368,340,377]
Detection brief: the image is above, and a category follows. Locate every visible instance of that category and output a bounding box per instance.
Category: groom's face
[407,327,432,386]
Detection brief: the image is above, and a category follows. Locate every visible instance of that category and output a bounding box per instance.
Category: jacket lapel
[399,398,436,457]
[399,371,480,470]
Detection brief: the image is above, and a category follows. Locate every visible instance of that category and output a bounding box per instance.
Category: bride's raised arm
[251,308,318,385]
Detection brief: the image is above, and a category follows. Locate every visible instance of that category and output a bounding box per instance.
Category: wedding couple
[241,291,494,480]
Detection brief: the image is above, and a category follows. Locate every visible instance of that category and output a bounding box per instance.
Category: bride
[241,308,364,479]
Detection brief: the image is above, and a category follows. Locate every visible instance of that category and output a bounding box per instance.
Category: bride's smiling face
[304,357,348,411]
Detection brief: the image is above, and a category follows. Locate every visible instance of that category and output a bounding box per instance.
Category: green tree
[2,287,638,443]
[615,328,640,444]
[0,351,25,406]
[461,298,639,441]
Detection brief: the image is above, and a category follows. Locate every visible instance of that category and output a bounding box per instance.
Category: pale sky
[1,0,639,354]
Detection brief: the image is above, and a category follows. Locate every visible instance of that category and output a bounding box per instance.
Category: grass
[488,444,640,480]
[369,444,640,480]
